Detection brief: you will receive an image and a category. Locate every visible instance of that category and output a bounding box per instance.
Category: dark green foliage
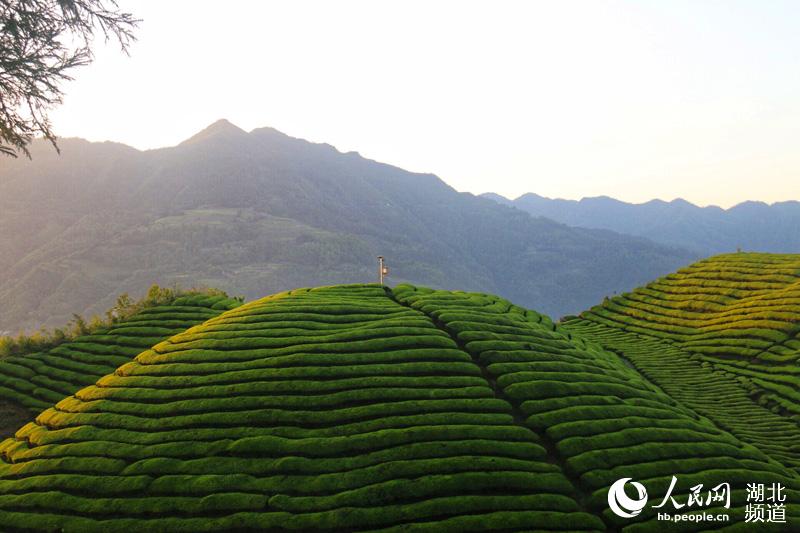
[0,1,138,157]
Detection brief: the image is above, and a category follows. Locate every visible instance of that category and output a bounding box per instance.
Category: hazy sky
[48,0,800,208]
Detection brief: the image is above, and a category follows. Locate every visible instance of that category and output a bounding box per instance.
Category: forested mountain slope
[0,120,693,332]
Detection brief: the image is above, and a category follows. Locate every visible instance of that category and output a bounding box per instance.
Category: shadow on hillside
[0,400,30,440]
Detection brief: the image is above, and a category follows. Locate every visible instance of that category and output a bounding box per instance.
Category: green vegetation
[0,282,797,531]
[562,252,800,481]
[0,285,605,532]
[566,253,800,418]
[393,285,800,529]
[0,287,241,431]
[562,320,800,476]
[0,285,239,358]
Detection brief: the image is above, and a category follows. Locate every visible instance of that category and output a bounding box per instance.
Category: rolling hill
[483,192,800,256]
[0,120,694,333]
[0,283,797,531]
[563,252,800,474]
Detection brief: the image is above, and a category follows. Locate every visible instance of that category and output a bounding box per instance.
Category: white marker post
[378,256,389,285]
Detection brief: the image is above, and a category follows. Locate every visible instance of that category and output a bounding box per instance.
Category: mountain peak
[204,118,245,134]
[481,192,510,201]
[517,192,548,201]
[180,119,248,145]
[669,198,696,208]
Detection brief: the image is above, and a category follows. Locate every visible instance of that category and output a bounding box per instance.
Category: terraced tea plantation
[394,286,799,530]
[0,282,797,531]
[564,253,800,478]
[567,253,800,417]
[0,294,240,437]
[561,321,800,476]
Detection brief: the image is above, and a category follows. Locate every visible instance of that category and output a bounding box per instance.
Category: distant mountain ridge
[482,192,800,255]
[0,120,694,332]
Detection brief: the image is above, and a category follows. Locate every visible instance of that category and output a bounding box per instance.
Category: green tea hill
[563,252,800,475]
[0,284,797,531]
[0,294,240,439]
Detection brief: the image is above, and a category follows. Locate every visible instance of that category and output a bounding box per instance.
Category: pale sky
[48,0,800,208]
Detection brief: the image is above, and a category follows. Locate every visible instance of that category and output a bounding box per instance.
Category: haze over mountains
[483,192,800,256]
[0,120,694,332]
